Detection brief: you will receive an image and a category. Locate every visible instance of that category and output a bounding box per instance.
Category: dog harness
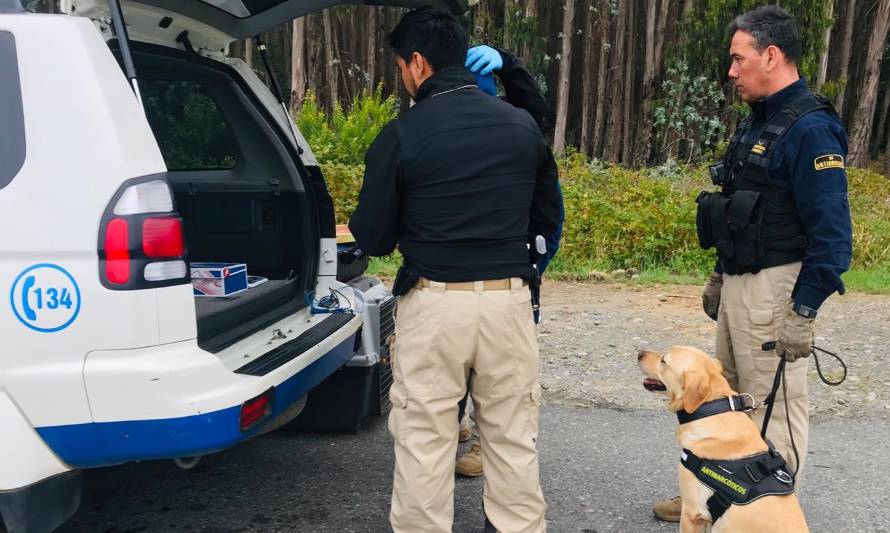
[678,395,796,522]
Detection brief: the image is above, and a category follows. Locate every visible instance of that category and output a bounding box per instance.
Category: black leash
[759,341,848,476]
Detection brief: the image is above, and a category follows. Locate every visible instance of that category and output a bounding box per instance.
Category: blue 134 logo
[10,264,81,333]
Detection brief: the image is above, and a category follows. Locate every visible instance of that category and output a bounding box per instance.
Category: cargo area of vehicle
[120,43,318,353]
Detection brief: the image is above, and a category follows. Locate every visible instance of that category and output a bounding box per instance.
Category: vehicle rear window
[0,31,26,189]
[141,79,240,171]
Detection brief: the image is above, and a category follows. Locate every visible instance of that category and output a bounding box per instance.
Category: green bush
[322,153,890,285]
[301,96,889,289]
[295,87,398,166]
[847,167,890,270]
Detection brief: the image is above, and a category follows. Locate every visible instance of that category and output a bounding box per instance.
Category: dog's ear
[682,368,711,413]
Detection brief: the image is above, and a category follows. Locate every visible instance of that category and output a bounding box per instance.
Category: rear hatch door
[68,0,468,50]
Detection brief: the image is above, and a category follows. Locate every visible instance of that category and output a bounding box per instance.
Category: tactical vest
[696,92,837,275]
[681,445,795,523]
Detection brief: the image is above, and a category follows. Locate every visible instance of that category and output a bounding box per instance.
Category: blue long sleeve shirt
[725,79,853,310]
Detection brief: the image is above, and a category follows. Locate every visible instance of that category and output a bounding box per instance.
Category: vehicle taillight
[104,218,130,284]
[240,389,274,432]
[143,217,184,258]
[99,175,189,290]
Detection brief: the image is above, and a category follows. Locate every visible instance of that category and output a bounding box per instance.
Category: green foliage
[554,151,715,274]
[847,168,890,271]
[326,156,890,291]
[322,163,365,224]
[673,1,833,85]
[295,87,398,166]
[654,61,727,163]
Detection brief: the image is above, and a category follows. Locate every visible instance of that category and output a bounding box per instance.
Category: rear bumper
[34,315,360,469]
[0,471,81,533]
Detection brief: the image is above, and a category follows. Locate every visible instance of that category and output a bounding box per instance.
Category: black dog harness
[678,396,796,522]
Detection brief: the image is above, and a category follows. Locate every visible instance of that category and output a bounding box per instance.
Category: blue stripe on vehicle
[36,333,356,468]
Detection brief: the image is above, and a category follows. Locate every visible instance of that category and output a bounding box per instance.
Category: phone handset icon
[21,275,37,321]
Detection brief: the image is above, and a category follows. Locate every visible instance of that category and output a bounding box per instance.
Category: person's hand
[466,45,503,75]
[776,309,815,362]
[701,271,723,321]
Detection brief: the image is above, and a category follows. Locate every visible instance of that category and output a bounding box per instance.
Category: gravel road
[54,281,890,532]
[538,281,890,418]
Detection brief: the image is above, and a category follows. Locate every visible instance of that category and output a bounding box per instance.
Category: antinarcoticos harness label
[700,466,748,496]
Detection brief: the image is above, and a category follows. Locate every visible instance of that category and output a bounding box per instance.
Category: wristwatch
[793,302,818,319]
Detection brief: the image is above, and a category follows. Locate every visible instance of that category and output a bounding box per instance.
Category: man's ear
[410,52,427,75]
[682,368,711,414]
[764,44,782,71]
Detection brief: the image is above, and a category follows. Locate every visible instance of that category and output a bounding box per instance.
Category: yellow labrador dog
[638,346,808,533]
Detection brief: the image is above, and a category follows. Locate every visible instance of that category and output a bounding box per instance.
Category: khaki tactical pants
[388,279,547,533]
[716,262,809,479]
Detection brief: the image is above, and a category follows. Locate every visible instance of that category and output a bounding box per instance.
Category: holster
[392,266,421,297]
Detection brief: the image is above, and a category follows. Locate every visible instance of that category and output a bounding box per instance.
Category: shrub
[323,155,890,279]
[295,87,398,166]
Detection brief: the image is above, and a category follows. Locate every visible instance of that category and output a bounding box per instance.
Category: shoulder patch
[814,154,844,171]
[751,141,767,155]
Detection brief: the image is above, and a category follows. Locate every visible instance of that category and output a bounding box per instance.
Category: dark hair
[728,5,802,65]
[388,7,468,71]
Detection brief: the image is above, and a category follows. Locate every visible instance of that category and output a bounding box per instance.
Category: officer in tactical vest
[653,5,853,523]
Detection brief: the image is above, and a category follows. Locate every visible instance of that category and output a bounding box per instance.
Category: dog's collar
[676,394,756,425]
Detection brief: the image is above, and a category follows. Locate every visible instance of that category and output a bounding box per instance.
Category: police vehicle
[0,1,465,531]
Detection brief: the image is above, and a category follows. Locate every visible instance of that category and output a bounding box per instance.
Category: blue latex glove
[465,45,503,76]
[474,72,498,96]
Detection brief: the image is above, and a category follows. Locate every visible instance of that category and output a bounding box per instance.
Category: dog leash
[759,342,848,476]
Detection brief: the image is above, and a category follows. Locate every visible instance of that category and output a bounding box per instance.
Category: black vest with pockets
[681,445,795,523]
[697,92,836,275]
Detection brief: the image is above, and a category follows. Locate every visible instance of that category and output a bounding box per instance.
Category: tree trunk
[816,0,835,88]
[366,6,378,90]
[290,18,307,114]
[682,0,694,18]
[621,0,636,164]
[580,0,597,153]
[245,37,254,69]
[553,0,576,157]
[653,0,671,77]
[322,9,339,112]
[644,0,657,86]
[604,0,627,162]
[848,1,890,167]
[836,0,857,116]
[504,0,515,50]
[636,0,658,165]
[591,0,611,157]
[874,80,890,160]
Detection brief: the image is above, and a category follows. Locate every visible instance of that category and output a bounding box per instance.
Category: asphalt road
[58,407,890,533]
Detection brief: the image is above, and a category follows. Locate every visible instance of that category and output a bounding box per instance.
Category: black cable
[781,362,801,478]
[812,345,847,386]
[760,357,785,439]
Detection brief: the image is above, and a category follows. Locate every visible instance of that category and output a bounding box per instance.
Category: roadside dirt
[537,281,890,420]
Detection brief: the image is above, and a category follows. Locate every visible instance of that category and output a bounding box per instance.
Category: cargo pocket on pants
[388,388,409,446]
[749,307,781,401]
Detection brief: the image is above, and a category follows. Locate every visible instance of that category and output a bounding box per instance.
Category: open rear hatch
[117,0,467,38]
[67,0,469,53]
[70,0,466,352]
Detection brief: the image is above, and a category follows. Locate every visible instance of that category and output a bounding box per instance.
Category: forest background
[27,0,890,291]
